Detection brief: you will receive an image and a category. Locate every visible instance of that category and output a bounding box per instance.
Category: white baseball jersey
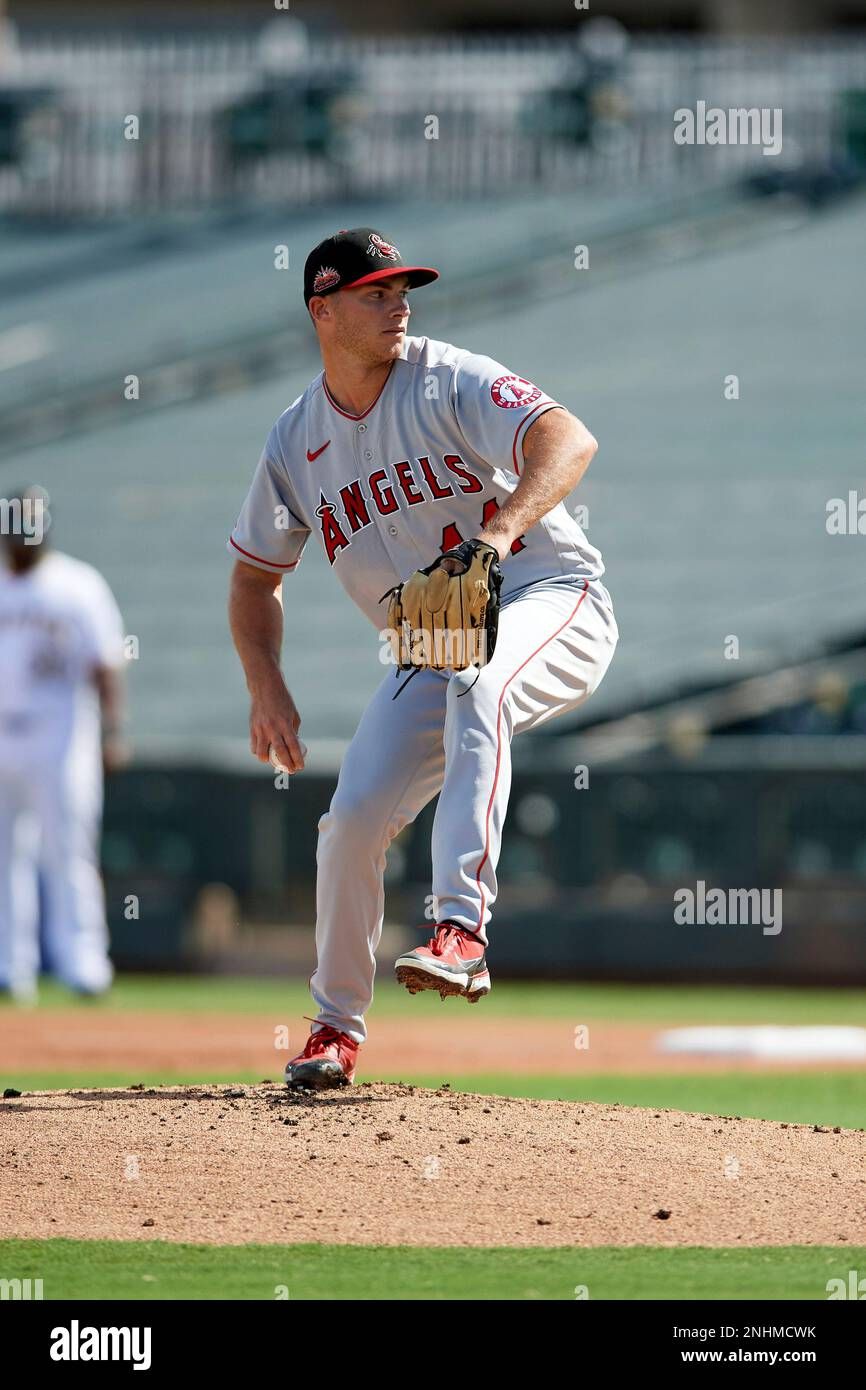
[228,335,606,624]
[0,550,124,996]
[0,550,125,750]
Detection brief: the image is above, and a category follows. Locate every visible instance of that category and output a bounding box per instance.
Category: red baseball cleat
[284,1019,359,1090]
[395,921,491,1003]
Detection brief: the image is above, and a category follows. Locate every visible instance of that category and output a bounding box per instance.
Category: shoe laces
[427,923,470,956]
[301,1017,354,1056]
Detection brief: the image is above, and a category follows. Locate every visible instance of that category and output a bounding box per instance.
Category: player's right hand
[248,682,305,773]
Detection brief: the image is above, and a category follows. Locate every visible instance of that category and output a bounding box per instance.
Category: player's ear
[309,294,338,327]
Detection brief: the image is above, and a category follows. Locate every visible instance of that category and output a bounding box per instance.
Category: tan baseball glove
[380,538,504,677]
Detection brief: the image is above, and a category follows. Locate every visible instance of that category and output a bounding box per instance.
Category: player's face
[330,275,412,364]
[2,533,44,573]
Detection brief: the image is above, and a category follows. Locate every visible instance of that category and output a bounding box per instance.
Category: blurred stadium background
[2,0,866,989]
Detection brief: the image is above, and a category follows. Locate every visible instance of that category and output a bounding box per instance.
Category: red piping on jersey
[230,536,298,570]
[322,362,395,420]
[472,579,590,932]
[511,400,563,477]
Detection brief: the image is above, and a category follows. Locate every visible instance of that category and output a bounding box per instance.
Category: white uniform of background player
[229,228,618,1058]
[0,494,125,1000]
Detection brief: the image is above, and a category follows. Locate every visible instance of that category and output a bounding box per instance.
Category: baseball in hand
[269,740,307,774]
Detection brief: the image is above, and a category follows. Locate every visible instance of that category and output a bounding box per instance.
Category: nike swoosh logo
[307,440,331,461]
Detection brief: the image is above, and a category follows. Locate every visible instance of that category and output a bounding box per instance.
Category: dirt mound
[1,1084,862,1247]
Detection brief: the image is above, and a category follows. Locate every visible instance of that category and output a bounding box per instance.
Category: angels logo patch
[313,265,341,293]
[367,233,400,260]
[490,375,543,409]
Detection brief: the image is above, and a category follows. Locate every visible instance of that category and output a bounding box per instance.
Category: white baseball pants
[0,733,112,998]
[310,576,618,1043]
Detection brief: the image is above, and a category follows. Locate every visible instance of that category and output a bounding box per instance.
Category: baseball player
[0,488,126,1001]
[228,228,618,1089]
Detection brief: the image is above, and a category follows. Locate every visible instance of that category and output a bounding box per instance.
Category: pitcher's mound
[1,1083,862,1247]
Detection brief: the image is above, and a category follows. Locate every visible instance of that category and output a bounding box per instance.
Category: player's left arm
[93,663,128,772]
[83,571,129,772]
[475,407,597,561]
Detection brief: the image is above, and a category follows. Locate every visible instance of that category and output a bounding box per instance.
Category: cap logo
[367,233,400,260]
[313,265,341,294]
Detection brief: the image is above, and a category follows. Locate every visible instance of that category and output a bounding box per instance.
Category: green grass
[6,974,866,1024]
[401,1072,866,1129]
[5,1070,864,1129]
[0,1238,860,1300]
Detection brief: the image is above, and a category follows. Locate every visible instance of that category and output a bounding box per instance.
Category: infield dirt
[3,1009,864,1077]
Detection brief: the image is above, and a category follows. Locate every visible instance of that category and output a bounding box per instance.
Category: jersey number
[440,499,526,556]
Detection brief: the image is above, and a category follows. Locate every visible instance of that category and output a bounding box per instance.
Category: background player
[228,228,619,1088]
[0,487,127,1001]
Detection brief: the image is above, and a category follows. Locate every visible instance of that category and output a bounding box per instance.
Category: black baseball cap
[303,227,439,308]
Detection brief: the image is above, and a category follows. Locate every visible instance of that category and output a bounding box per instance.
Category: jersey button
[357,423,367,433]
[388,525,398,536]
[363,449,373,460]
